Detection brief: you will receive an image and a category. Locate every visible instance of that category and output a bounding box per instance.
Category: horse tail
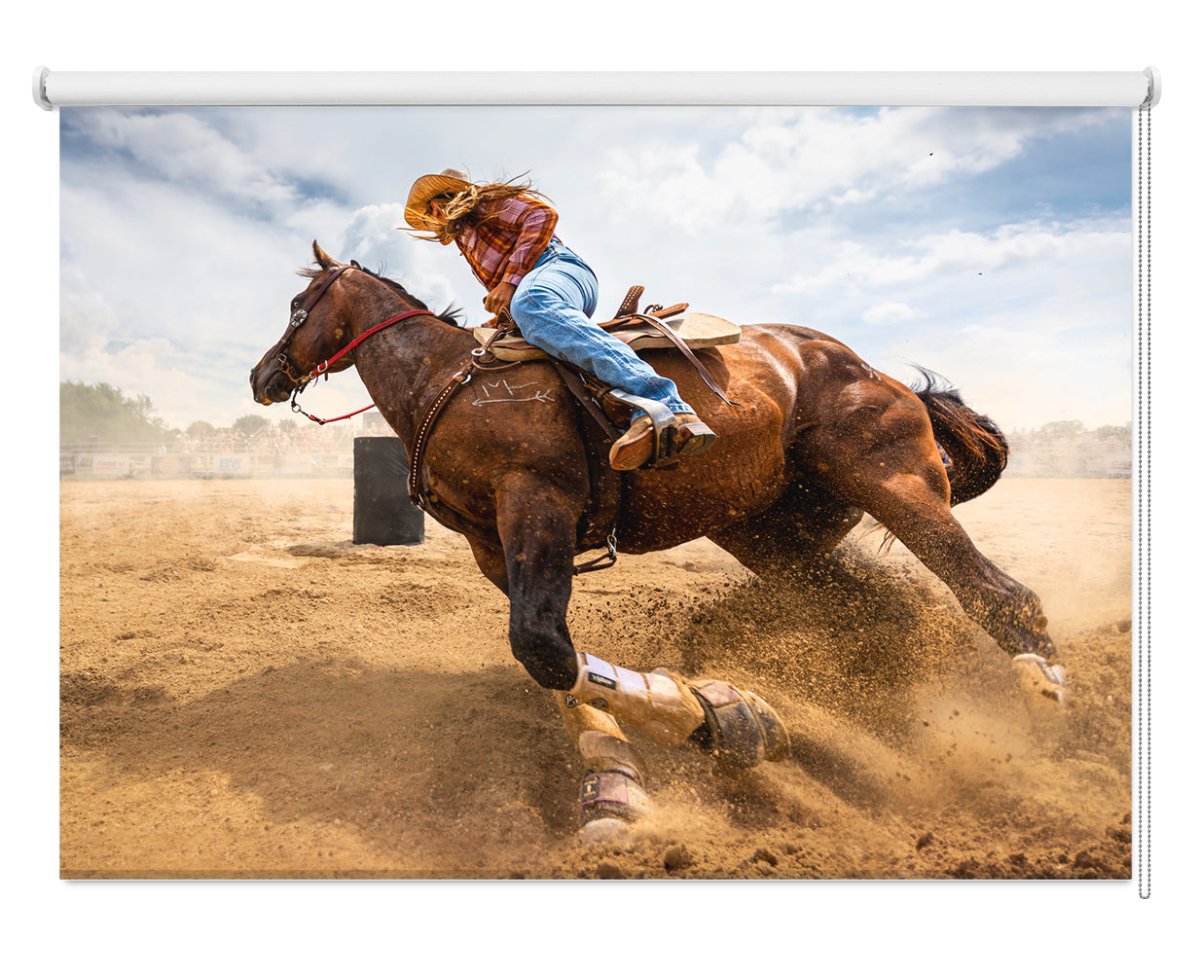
[911,368,1008,506]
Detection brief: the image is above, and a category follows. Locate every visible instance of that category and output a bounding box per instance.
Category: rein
[288,308,433,425]
[278,267,514,504]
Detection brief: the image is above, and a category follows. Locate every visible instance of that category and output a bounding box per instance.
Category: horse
[250,241,1064,838]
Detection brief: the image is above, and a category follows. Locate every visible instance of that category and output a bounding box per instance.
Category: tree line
[61,382,275,444]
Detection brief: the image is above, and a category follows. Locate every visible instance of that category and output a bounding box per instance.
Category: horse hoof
[1011,653,1068,731]
[688,680,791,769]
[578,770,649,840]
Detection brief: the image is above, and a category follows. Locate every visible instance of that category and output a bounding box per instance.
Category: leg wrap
[556,693,649,830]
[578,730,648,826]
[579,767,650,826]
[689,680,791,768]
[1011,652,1068,732]
[1011,653,1067,704]
[567,653,706,747]
[577,729,644,783]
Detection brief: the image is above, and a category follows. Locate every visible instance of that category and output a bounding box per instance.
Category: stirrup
[672,414,716,459]
[606,393,717,470]
[607,391,676,468]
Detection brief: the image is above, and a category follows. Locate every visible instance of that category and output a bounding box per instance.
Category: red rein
[290,308,433,425]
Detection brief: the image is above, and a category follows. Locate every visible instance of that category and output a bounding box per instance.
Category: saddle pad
[474,312,741,363]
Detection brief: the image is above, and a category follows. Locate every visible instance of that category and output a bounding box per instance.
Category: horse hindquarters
[787,342,1054,660]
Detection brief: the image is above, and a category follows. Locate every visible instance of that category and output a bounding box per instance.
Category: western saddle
[412,286,742,573]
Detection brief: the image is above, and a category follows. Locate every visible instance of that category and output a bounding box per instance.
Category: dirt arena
[60,476,1132,879]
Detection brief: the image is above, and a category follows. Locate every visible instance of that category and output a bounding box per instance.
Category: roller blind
[46,69,1152,890]
[36,68,1160,108]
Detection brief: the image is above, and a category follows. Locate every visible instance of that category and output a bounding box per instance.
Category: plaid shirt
[453,194,560,291]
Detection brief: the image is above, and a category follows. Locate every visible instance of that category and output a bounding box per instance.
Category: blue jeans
[509,240,691,418]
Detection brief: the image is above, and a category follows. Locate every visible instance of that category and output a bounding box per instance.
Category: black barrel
[352,437,424,546]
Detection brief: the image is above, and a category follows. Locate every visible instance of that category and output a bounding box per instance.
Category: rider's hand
[483,282,516,315]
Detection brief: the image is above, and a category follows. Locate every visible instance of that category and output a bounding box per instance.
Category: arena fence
[61,442,355,479]
[61,437,1130,480]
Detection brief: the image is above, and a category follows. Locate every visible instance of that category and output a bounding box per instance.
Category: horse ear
[350,260,362,270]
[312,240,340,270]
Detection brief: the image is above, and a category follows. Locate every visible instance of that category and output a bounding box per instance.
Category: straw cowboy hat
[405,168,472,231]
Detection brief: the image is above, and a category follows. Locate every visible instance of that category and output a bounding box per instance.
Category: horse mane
[297,261,465,329]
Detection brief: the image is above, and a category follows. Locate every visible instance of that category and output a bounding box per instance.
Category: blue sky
[60,106,1132,431]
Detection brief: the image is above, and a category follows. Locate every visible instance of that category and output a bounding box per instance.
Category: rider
[403,169,716,470]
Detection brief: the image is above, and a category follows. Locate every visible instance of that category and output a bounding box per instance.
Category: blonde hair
[412,175,552,244]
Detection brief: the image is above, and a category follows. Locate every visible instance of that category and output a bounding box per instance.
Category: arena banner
[89,453,132,477]
[51,71,1153,883]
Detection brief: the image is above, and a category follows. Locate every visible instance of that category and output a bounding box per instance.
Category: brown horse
[251,242,1060,835]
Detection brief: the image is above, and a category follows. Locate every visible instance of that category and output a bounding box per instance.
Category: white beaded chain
[1136,99,1152,902]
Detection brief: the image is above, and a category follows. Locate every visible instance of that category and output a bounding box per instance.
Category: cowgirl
[404,169,715,470]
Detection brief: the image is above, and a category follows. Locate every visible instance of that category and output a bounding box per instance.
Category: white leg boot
[566,653,706,748]
[567,653,791,767]
[555,692,650,843]
[1011,653,1068,728]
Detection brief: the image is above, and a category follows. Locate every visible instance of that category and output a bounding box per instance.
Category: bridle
[274,265,432,424]
[275,265,347,389]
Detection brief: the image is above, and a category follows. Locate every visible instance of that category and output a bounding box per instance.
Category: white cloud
[598,107,1118,233]
[60,266,229,429]
[774,218,1129,295]
[58,106,1132,433]
[864,301,921,326]
[66,110,298,211]
[59,158,468,429]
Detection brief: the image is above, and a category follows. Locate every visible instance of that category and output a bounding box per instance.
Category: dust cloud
[60,478,1130,878]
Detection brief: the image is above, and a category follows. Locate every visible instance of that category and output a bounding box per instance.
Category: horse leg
[473,492,649,836]
[827,467,1052,659]
[485,479,703,743]
[796,386,1065,714]
[567,651,792,769]
[847,475,1066,716]
[489,478,789,770]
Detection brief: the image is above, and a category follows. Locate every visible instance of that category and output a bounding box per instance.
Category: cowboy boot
[608,416,656,470]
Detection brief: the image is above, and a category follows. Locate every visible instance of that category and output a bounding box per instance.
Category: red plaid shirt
[453,194,559,291]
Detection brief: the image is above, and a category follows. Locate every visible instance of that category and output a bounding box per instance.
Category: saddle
[404,287,737,571]
[477,283,738,429]
[471,285,738,476]
[474,285,741,363]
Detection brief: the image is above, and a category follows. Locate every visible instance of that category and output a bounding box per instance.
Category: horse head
[250,240,363,405]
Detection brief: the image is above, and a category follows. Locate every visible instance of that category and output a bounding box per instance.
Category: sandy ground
[60,476,1131,879]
